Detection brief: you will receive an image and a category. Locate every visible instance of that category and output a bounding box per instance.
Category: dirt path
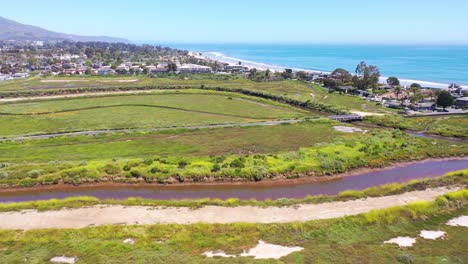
[0,187,458,230]
[0,89,162,103]
[1,119,305,141]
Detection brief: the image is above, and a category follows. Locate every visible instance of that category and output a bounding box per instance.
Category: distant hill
[0,16,130,43]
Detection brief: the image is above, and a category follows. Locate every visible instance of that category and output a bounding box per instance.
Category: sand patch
[333,126,368,133]
[350,110,385,117]
[384,237,416,247]
[446,215,468,227]
[419,230,446,240]
[50,256,76,264]
[240,240,303,259]
[203,250,236,258]
[123,238,135,244]
[203,240,303,259]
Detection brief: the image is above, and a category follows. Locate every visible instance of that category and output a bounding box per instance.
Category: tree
[436,90,454,110]
[281,69,293,79]
[410,83,422,89]
[393,85,402,99]
[264,69,271,80]
[168,62,177,72]
[296,71,308,80]
[323,78,338,89]
[409,85,420,96]
[331,68,352,83]
[409,93,424,104]
[353,61,381,91]
[248,68,257,80]
[386,76,400,86]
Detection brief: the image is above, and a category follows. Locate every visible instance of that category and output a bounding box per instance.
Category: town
[1,40,466,115]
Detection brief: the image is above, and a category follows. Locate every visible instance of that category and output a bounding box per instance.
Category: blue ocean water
[170,44,468,86]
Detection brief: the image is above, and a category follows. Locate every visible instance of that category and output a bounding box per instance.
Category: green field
[365,115,468,138]
[0,189,466,263]
[0,91,311,137]
[0,121,340,162]
[0,75,392,113]
[1,127,466,186]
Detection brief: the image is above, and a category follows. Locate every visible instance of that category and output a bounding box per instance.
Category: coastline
[0,157,465,195]
[197,51,468,89]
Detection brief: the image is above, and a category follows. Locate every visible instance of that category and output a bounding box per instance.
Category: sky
[2,0,468,44]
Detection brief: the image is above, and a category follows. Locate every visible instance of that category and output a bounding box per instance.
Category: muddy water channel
[0,159,466,202]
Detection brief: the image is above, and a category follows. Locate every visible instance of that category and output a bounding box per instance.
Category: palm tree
[394,85,402,99]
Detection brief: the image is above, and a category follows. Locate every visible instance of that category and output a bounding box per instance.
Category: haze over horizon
[2,0,468,45]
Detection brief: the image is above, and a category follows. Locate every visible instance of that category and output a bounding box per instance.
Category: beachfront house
[178,64,212,74]
[455,97,468,108]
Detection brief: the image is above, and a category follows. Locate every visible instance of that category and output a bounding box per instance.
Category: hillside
[0,16,129,43]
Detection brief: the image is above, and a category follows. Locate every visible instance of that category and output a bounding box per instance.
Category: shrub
[27,170,43,179]
[129,168,143,178]
[178,160,188,169]
[143,158,154,165]
[102,164,121,175]
[229,157,245,168]
[0,171,9,179]
[211,164,221,172]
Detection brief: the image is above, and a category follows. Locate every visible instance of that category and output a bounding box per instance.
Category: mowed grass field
[0,75,391,113]
[0,91,311,137]
[0,121,340,162]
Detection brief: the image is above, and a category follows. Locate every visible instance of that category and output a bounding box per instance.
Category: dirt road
[0,187,457,230]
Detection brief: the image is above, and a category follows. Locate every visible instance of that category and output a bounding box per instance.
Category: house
[11,72,29,79]
[455,97,468,108]
[98,66,115,75]
[147,65,169,74]
[224,65,249,72]
[178,64,212,74]
[410,102,435,112]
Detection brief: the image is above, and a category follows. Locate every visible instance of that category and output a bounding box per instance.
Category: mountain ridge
[0,16,130,43]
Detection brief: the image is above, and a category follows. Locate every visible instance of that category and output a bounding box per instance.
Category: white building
[178,64,212,74]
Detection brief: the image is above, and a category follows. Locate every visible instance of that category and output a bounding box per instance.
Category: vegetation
[436,90,455,110]
[0,169,466,211]
[0,91,310,137]
[0,189,466,263]
[0,128,466,187]
[365,114,468,138]
[0,121,340,162]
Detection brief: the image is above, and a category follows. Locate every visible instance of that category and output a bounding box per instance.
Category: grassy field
[365,115,468,138]
[0,90,311,137]
[1,127,466,187]
[0,75,392,113]
[0,121,340,162]
[0,189,466,263]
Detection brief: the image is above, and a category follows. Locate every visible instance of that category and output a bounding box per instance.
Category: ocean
[170,44,468,88]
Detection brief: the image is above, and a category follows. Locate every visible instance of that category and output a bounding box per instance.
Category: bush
[27,170,43,179]
[101,164,121,175]
[178,160,188,169]
[0,171,9,179]
[229,157,245,168]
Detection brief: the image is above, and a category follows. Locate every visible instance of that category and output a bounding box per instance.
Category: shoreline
[0,157,465,195]
[197,51,468,89]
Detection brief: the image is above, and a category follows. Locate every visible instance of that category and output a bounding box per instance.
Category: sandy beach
[198,51,468,89]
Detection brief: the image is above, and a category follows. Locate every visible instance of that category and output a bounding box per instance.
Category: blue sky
[2,0,468,44]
